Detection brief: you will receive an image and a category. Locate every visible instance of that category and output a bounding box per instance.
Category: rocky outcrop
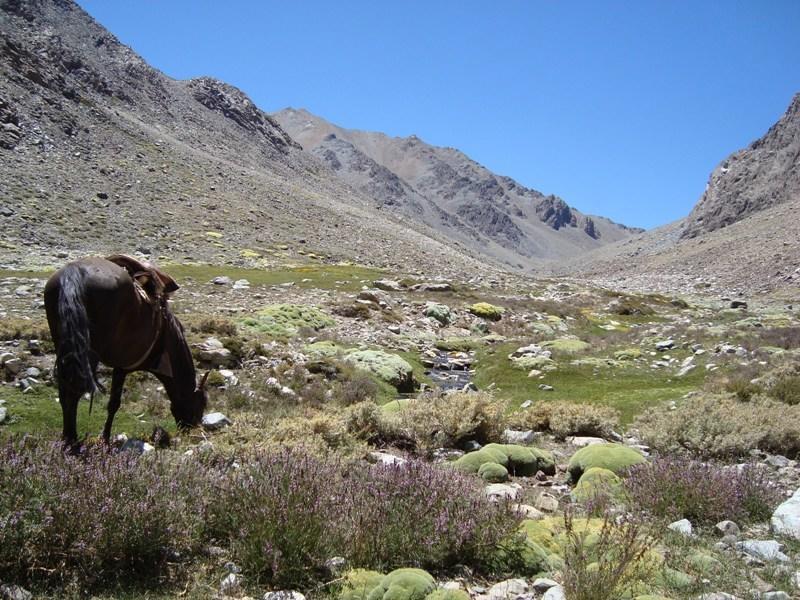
[186,77,299,154]
[535,195,576,230]
[682,93,800,238]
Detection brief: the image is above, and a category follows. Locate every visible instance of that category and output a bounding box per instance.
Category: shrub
[335,371,380,405]
[510,401,620,441]
[366,568,435,600]
[332,302,373,320]
[468,302,504,321]
[561,510,656,600]
[635,395,800,458]
[241,304,335,338]
[768,374,800,405]
[724,375,762,401]
[624,458,782,525]
[205,449,523,585]
[0,438,207,590]
[196,316,238,336]
[393,391,508,453]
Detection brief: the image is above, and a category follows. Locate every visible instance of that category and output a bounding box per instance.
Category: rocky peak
[185,77,299,153]
[682,92,800,238]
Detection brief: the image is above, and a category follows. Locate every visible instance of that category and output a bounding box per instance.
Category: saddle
[106,254,179,305]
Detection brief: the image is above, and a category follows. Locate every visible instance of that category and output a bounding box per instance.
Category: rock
[771,487,800,539]
[668,518,694,537]
[24,366,40,378]
[263,592,306,600]
[373,279,404,291]
[765,454,791,469]
[0,585,33,600]
[212,276,232,285]
[715,520,741,537]
[195,337,235,367]
[420,282,453,292]
[14,286,31,297]
[531,578,559,594]
[220,573,241,595]
[534,493,559,513]
[503,429,537,445]
[513,503,545,520]
[0,406,6,423]
[730,300,748,309]
[232,278,250,289]
[487,579,528,600]
[538,384,554,391]
[121,439,155,454]
[542,585,565,600]
[202,412,232,431]
[3,358,22,376]
[759,592,790,600]
[485,482,522,502]
[369,451,407,466]
[324,556,347,577]
[569,436,606,447]
[656,339,675,351]
[736,540,790,562]
[697,594,741,600]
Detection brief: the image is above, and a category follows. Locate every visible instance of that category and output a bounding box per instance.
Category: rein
[121,284,168,371]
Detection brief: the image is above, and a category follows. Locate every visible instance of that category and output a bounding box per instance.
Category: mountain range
[0,0,798,294]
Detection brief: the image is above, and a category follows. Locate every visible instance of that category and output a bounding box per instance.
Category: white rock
[736,540,790,562]
[369,451,406,466]
[202,412,232,430]
[542,585,565,600]
[485,483,522,502]
[569,436,606,447]
[771,487,800,540]
[668,518,694,537]
[220,573,241,595]
[534,493,560,513]
[487,578,528,600]
[714,520,740,537]
[263,592,305,600]
[0,406,6,424]
[503,429,537,445]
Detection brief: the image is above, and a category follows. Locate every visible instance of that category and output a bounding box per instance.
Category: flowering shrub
[624,458,781,525]
[0,437,207,589]
[205,449,522,586]
[0,438,524,592]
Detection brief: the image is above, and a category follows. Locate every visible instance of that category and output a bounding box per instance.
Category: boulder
[373,279,404,291]
[424,303,453,325]
[202,412,232,431]
[735,540,790,562]
[771,487,800,539]
[668,518,694,537]
[487,579,528,600]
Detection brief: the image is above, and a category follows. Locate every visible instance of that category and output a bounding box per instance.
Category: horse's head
[173,371,208,429]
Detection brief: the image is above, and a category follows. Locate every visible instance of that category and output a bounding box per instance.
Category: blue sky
[76,1,800,229]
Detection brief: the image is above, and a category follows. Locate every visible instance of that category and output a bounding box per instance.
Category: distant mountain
[0,0,488,277]
[273,108,642,268]
[682,93,800,238]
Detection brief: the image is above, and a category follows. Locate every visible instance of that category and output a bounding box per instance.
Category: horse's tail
[55,265,99,399]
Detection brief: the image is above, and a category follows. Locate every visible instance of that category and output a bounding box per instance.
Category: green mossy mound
[469,302,504,321]
[346,350,416,393]
[425,303,453,325]
[571,467,623,504]
[454,443,555,477]
[615,348,643,361]
[509,355,556,371]
[541,338,591,353]
[568,443,646,482]
[304,340,342,359]
[381,398,412,414]
[241,303,335,338]
[367,568,436,600]
[340,569,386,600]
[478,461,509,483]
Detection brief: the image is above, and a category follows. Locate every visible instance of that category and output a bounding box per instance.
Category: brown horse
[44,256,207,444]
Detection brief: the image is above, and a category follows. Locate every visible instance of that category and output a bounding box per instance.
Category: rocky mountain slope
[560,93,800,296]
[683,93,800,238]
[0,0,491,278]
[274,108,642,268]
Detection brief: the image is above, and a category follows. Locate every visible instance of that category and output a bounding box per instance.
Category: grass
[0,263,386,292]
[0,383,174,440]
[473,343,706,423]
[163,263,385,291]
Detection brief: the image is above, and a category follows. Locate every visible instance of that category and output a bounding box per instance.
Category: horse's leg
[59,382,79,446]
[102,368,126,443]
